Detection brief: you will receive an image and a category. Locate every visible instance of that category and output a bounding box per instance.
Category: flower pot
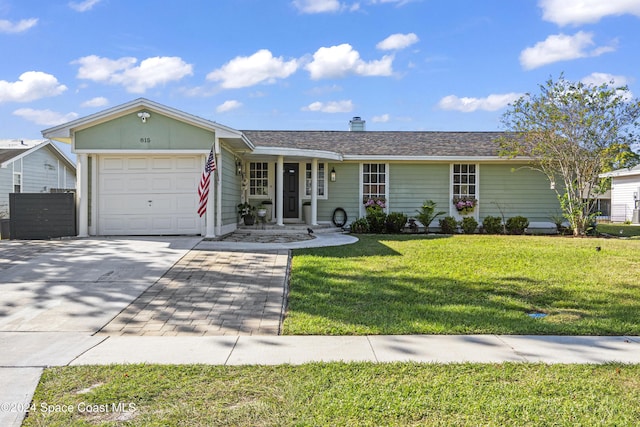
[243,216,255,226]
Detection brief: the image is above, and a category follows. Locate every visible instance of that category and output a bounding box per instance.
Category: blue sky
[1,0,639,142]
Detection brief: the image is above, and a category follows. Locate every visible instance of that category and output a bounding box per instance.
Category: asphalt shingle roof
[0,148,29,165]
[241,130,504,157]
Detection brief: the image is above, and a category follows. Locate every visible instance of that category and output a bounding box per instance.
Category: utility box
[633,209,640,224]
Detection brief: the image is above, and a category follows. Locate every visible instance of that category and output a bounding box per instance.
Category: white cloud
[292,0,342,13]
[207,49,299,89]
[303,100,354,113]
[581,72,634,99]
[437,93,523,112]
[581,72,629,87]
[376,33,419,50]
[0,18,38,34]
[13,108,79,126]
[519,31,616,70]
[69,0,102,12]
[372,114,390,122]
[216,100,243,113]
[306,44,394,79]
[539,0,640,26]
[81,96,108,107]
[0,71,67,103]
[74,55,193,93]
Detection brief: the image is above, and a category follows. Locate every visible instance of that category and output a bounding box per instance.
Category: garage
[97,155,201,235]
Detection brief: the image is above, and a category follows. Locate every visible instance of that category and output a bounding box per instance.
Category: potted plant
[452,196,477,215]
[237,202,256,225]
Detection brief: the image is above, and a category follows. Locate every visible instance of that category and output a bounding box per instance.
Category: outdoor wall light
[330,167,336,182]
[235,158,243,175]
[137,111,151,123]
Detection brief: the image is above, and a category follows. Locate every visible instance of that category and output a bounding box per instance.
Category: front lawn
[283,235,640,335]
[597,223,640,238]
[24,363,640,426]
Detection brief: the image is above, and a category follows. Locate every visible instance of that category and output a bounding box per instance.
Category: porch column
[212,138,222,238]
[311,158,318,226]
[276,155,284,226]
[77,153,89,237]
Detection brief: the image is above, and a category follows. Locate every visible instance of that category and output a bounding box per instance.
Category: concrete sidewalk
[3,333,640,426]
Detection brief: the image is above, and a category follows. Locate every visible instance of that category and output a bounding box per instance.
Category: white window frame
[451,163,478,199]
[249,162,269,197]
[303,162,327,199]
[360,163,389,215]
[13,172,22,193]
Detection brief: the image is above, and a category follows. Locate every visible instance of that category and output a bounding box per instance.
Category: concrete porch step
[236,223,343,234]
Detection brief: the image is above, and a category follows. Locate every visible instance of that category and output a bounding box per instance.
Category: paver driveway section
[0,237,200,332]
[98,249,289,336]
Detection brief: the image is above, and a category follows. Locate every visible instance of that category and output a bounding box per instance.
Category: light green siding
[221,149,242,225]
[75,111,215,151]
[479,164,559,221]
[389,163,450,217]
[318,162,361,223]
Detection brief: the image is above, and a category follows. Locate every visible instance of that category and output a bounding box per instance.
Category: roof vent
[349,116,366,132]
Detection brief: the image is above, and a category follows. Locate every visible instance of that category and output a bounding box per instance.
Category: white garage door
[97,155,202,235]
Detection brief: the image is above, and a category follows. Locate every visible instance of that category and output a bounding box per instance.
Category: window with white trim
[304,163,326,197]
[362,163,386,201]
[13,172,22,193]
[452,164,476,198]
[249,162,269,196]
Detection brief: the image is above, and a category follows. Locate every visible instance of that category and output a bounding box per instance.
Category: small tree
[499,75,640,236]
[415,200,446,233]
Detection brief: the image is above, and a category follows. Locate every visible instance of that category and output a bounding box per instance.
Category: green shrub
[366,209,387,233]
[482,216,503,234]
[350,217,369,233]
[385,212,408,234]
[460,216,478,234]
[439,216,458,234]
[506,216,529,235]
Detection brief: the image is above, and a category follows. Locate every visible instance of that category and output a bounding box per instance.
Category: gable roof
[42,98,252,150]
[241,130,505,160]
[0,140,76,171]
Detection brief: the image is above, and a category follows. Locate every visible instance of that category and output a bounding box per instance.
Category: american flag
[197,147,216,217]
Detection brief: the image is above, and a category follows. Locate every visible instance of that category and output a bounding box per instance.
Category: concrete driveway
[0,237,200,332]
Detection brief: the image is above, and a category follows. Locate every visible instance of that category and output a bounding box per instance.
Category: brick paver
[98,249,290,336]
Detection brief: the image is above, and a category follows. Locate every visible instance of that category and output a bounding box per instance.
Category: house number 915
[140,137,151,143]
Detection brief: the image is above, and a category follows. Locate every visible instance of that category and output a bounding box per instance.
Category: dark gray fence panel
[9,193,76,239]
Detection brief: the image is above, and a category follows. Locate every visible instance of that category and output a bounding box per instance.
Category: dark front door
[283,163,299,218]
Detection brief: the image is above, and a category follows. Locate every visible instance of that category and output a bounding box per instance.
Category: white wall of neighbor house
[610,175,640,222]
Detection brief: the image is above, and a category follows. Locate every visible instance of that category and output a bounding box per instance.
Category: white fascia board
[599,165,640,178]
[250,146,343,161]
[341,155,523,162]
[73,149,212,155]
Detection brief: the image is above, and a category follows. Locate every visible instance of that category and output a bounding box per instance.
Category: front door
[283,163,299,218]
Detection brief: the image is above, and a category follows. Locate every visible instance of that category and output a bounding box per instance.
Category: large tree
[499,75,640,236]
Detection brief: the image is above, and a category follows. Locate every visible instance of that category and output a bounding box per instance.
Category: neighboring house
[0,139,76,217]
[600,165,640,223]
[42,98,560,237]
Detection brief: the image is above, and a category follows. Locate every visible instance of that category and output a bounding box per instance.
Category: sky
[1,0,639,148]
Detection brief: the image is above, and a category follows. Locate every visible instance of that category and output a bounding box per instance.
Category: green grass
[283,235,640,335]
[597,223,640,238]
[23,363,640,426]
